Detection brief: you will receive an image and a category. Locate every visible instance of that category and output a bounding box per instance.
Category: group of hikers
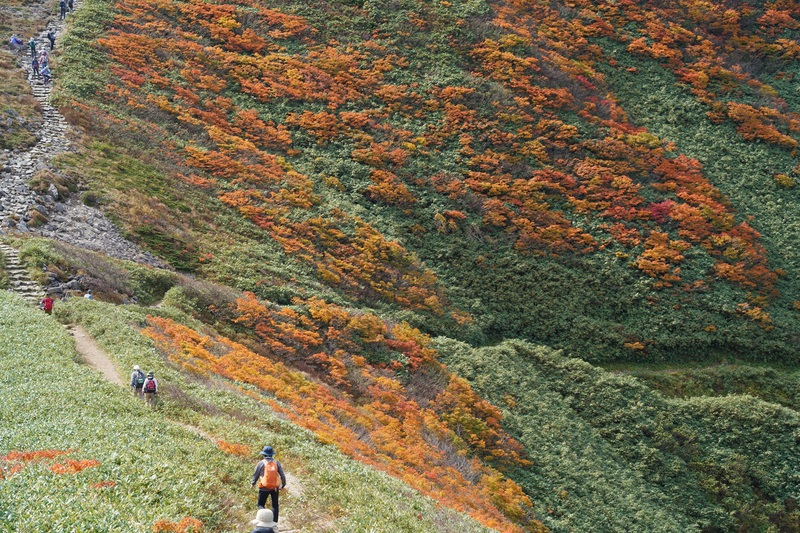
[10,31,56,83]
[129,365,159,407]
[9,0,72,82]
[136,366,289,531]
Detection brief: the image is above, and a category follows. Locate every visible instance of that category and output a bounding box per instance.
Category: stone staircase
[0,242,43,305]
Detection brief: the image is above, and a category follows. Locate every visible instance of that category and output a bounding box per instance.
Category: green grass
[0,291,493,532]
[436,337,800,533]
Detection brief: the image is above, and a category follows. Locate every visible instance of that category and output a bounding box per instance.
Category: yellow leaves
[215,15,239,29]
[736,302,773,330]
[774,174,795,188]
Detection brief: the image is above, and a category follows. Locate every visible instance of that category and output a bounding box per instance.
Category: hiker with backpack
[59,0,67,19]
[31,56,39,77]
[249,508,278,533]
[130,365,146,398]
[142,371,158,407]
[46,30,55,50]
[251,446,286,523]
[28,37,36,57]
[40,296,54,315]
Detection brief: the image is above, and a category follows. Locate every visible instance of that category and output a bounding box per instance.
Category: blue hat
[259,445,274,457]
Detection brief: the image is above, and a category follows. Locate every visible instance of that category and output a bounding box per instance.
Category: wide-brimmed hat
[259,445,274,457]
[250,508,277,528]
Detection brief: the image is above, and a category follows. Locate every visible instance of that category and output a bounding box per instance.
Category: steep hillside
[436,338,800,531]
[0,289,496,532]
[5,241,797,531]
[53,0,800,363]
[1,0,795,529]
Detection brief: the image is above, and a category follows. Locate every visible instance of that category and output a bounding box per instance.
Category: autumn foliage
[59,0,800,526]
[152,517,204,533]
[144,303,543,532]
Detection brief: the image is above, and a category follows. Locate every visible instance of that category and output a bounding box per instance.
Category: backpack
[135,372,145,387]
[258,460,280,490]
[144,378,156,393]
[42,298,53,311]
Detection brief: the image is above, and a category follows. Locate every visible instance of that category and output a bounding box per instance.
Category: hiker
[31,56,39,77]
[41,65,51,84]
[59,0,67,19]
[40,295,54,315]
[142,371,158,407]
[130,365,146,398]
[46,30,55,50]
[251,446,286,523]
[84,289,93,300]
[68,0,74,12]
[39,50,48,67]
[250,508,278,533]
[28,37,36,57]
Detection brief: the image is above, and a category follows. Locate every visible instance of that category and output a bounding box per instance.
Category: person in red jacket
[40,296,54,315]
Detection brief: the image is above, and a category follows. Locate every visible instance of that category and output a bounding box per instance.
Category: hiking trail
[0,241,43,304]
[0,1,164,267]
[70,324,124,385]
[69,323,301,531]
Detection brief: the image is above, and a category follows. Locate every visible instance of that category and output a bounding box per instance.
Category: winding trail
[70,324,124,385]
[1,8,75,228]
[69,323,301,531]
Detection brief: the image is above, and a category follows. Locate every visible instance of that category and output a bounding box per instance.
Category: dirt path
[170,419,303,495]
[69,324,302,531]
[70,324,124,385]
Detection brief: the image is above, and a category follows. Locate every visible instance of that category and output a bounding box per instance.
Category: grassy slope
[51,0,800,365]
[0,291,492,532]
[435,338,800,532]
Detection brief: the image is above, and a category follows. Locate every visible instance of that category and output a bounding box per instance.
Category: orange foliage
[0,449,73,479]
[152,517,204,533]
[216,440,251,456]
[144,311,536,532]
[50,459,101,475]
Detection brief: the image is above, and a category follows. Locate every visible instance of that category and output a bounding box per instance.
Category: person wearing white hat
[130,365,145,398]
[250,508,278,533]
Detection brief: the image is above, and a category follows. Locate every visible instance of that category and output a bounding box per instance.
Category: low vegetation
[2,0,796,527]
[0,290,495,532]
[436,338,800,532]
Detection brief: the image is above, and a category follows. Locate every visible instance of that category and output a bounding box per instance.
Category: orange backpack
[258,460,280,490]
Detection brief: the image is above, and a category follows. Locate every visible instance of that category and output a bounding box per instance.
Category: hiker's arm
[278,461,286,489]
[251,461,263,487]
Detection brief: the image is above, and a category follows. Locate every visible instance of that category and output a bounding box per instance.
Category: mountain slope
[54,0,800,363]
[0,290,496,532]
[6,0,797,529]
[436,338,800,531]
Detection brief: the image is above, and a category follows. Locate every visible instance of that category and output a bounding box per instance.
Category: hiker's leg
[257,489,269,509]
[269,490,279,522]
